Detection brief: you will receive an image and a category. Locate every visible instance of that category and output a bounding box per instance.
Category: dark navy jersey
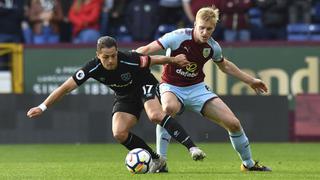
[72,51,158,95]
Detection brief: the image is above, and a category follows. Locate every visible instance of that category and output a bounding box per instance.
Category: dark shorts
[112,83,159,119]
[112,93,144,119]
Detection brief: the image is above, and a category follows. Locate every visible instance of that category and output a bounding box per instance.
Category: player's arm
[136,41,163,55]
[26,77,78,118]
[149,54,190,67]
[215,58,268,94]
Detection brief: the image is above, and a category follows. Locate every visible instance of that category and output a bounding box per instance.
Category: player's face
[194,19,215,43]
[97,46,118,70]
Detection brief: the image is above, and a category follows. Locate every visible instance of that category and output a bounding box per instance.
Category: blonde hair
[195,6,219,25]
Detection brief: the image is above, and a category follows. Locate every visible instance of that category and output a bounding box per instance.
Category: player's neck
[193,31,200,44]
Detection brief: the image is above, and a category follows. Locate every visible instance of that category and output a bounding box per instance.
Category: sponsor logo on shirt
[176,69,198,78]
[176,62,198,78]
[75,70,85,80]
[109,80,133,88]
[185,63,197,73]
[183,46,190,53]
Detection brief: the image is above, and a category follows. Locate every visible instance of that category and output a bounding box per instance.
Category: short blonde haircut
[195,6,219,25]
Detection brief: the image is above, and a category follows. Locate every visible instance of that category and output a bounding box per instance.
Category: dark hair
[97,36,117,52]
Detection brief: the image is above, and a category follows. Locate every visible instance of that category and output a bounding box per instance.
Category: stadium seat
[248,8,262,27]
[116,25,133,43]
[309,24,320,41]
[154,24,177,39]
[287,23,310,41]
[312,2,320,23]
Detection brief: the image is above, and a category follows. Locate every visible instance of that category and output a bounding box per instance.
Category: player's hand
[249,78,268,95]
[173,54,190,67]
[27,107,43,118]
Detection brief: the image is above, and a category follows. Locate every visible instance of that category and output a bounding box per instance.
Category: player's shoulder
[207,37,223,61]
[207,37,220,46]
[119,50,141,60]
[118,50,129,59]
[81,57,102,74]
[169,28,192,38]
[172,28,192,34]
[85,57,101,68]
[207,37,221,50]
[118,50,142,65]
[159,28,192,48]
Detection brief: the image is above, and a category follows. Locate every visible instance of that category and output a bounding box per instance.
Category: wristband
[38,103,47,112]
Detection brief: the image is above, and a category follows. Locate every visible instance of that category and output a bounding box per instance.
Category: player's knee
[162,104,178,116]
[227,118,241,132]
[148,111,164,124]
[113,131,128,143]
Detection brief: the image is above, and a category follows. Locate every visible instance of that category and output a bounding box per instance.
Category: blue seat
[154,24,177,39]
[309,24,320,41]
[287,23,310,41]
[116,25,133,43]
[248,8,262,27]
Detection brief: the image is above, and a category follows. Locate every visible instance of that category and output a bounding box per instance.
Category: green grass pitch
[0,143,319,180]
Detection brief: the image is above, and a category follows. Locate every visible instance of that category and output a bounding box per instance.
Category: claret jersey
[72,51,158,95]
[157,28,223,86]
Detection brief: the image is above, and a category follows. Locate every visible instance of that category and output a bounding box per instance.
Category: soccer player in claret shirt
[137,6,272,172]
[27,36,205,173]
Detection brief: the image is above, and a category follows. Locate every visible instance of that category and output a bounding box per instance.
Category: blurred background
[0,0,319,143]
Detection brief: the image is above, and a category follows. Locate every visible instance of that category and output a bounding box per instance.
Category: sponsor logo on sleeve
[75,70,85,80]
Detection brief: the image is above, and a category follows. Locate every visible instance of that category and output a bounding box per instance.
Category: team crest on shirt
[203,48,211,58]
[121,72,131,81]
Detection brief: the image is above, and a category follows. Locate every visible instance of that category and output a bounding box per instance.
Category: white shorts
[159,82,218,114]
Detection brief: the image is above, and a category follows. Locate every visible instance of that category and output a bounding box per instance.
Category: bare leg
[202,98,254,168]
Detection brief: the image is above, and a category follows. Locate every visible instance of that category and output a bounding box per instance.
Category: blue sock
[229,130,254,168]
[156,124,171,159]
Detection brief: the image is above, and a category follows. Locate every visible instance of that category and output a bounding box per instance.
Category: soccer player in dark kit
[27,36,205,173]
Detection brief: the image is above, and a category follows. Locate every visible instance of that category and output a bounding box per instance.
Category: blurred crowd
[1,0,320,45]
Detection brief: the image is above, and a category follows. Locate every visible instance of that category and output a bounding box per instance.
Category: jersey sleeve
[157,29,185,50]
[209,39,223,62]
[72,60,96,86]
[125,51,151,68]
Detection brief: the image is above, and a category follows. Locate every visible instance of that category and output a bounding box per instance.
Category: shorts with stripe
[159,82,218,114]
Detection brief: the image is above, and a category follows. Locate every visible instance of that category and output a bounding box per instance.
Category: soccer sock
[122,132,159,159]
[159,115,195,150]
[156,124,171,159]
[229,130,255,168]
